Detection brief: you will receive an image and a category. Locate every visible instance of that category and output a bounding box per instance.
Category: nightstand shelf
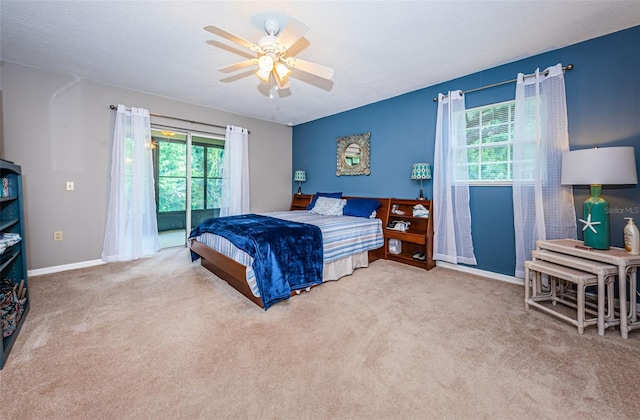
[384,229,426,244]
[384,198,435,270]
[290,194,313,211]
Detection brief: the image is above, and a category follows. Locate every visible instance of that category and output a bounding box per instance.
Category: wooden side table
[290,194,313,211]
[531,249,617,335]
[536,239,640,339]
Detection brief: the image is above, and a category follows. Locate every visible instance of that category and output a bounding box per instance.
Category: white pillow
[309,196,347,216]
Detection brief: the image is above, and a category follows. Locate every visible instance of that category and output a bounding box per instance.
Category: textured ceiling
[1,1,639,126]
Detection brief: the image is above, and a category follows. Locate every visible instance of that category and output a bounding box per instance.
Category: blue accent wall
[293,26,640,277]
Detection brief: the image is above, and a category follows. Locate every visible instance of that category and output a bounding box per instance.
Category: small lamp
[411,163,432,200]
[294,170,306,195]
[561,146,638,249]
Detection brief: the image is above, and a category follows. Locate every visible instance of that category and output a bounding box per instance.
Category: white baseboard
[435,261,640,313]
[436,260,524,286]
[28,259,106,277]
[26,248,183,277]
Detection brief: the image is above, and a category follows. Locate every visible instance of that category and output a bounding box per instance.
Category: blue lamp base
[581,185,609,250]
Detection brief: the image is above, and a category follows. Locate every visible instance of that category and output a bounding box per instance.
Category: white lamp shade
[274,62,291,82]
[411,163,432,180]
[294,171,306,182]
[258,55,274,72]
[256,68,271,82]
[561,146,638,185]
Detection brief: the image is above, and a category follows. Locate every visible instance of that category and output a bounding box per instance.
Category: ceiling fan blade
[284,57,334,80]
[276,18,309,51]
[218,59,258,73]
[204,25,261,52]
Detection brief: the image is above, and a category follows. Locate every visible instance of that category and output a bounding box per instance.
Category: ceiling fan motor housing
[264,19,280,36]
[258,35,283,55]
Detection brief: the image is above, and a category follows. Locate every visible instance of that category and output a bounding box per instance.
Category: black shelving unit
[0,159,29,370]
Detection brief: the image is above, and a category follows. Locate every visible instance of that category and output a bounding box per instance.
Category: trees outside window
[465,100,515,183]
[152,130,224,231]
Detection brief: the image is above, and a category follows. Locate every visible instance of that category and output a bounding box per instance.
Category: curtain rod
[108,105,250,133]
[433,64,574,102]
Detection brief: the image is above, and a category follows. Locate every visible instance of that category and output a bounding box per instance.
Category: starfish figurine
[578,213,600,234]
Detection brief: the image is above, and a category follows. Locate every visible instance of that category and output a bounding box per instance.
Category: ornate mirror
[336,132,370,176]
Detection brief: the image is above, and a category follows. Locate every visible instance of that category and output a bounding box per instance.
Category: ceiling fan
[204,18,334,90]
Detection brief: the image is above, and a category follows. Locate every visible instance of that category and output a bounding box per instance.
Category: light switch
[65,181,75,191]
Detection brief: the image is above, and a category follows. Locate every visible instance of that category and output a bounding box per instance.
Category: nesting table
[536,239,640,339]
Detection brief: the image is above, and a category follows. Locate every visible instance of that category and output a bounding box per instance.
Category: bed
[189,196,390,309]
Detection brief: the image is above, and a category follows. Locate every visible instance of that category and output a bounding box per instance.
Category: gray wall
[1,61,292,270]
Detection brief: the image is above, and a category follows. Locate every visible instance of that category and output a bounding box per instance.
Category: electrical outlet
[65,181,75,191]
[53,231,63,241]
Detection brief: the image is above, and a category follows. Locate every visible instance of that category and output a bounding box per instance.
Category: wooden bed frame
[189,196,390,308]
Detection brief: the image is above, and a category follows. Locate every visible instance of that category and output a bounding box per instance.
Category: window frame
[189,139,225,211]
[464,99,516,186]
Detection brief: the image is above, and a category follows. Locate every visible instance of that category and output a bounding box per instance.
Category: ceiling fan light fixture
[257,55,274,72]
[205,17,334,90]
[274,62,292,82]
[256,68,271,82]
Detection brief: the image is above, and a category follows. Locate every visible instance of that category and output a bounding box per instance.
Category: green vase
[583,185,609,250]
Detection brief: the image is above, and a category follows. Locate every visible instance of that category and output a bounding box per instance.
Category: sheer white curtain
[433,91,477,265]
[220,125,250,216]
[102,105,160,262]
[512,64,576,278]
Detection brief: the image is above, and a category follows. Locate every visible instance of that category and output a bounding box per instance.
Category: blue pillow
[306,192,343,210]
[343,198,381,218]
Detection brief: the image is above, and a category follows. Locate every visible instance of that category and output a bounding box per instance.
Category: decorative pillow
[306,192,343,210]
[343,198,381,218]
[309,197,347,216]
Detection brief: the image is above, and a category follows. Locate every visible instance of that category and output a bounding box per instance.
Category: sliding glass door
[190,136,225,226]
[151,128,224,248]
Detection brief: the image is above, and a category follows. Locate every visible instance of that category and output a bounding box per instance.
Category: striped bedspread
[267,211,383,263]
[192,211,383,296]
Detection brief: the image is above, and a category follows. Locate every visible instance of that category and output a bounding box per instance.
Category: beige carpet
[1,247,639,419]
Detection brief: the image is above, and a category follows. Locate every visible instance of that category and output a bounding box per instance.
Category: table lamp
[411,163,431,200]
[294,170,306,195]
[561,146,638,249]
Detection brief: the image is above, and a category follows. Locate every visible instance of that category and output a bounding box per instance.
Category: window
[152,130,224,213]
[156,137,187,212]
[190,138,224,211]
[465,100,515,183]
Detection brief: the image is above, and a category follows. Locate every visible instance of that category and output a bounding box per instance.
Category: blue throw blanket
[189,214,323,310]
